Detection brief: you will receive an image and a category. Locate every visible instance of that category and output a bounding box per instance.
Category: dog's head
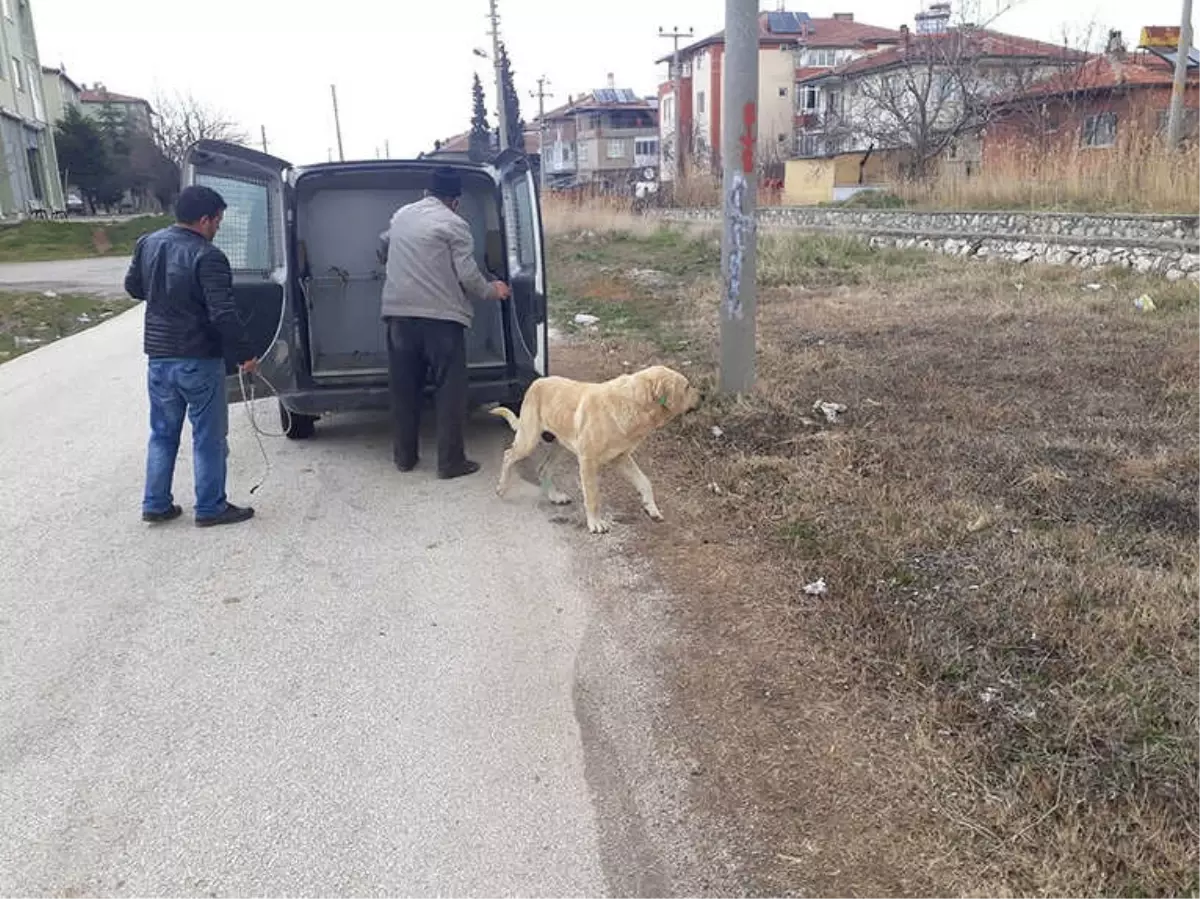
[638,365,703,418]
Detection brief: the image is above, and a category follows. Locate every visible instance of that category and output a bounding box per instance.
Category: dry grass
[906,133,1200,213]
[547,215,1199,896]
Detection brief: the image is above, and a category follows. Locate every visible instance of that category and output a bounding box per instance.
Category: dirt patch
[547,220,1199,896]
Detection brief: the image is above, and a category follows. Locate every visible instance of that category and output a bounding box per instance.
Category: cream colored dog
[490,365,703,533]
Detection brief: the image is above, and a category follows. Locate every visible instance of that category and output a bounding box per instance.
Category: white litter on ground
[812,400,848,423]
[802,578,828,596]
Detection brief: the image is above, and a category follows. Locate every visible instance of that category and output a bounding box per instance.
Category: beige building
[539,81,659,192]
[0,0,63,215]
[80,83,154,134]
[656,9,901,178]
[40,65,81,127]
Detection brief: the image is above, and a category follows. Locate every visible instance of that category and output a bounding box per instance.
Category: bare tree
[152,90,249,168]
[987,22,1099,158]
[825,0,1083,179]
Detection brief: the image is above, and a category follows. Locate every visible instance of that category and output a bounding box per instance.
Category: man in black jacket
[125,185,258,527]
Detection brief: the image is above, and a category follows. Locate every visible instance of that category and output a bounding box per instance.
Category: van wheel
[280,402,316,439]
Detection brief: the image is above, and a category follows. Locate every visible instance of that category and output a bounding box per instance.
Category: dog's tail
[489,405,520,431]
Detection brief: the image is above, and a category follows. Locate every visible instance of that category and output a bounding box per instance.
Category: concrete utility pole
[330,84,345,161]
[530,75,552,190]
[719,0,758,395]
[487,0,509,151]
[260,125,268,154]
[1165,0,1195,148]
[658,26,694,184]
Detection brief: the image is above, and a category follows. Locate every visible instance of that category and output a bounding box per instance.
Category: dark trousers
[385,316,469,473]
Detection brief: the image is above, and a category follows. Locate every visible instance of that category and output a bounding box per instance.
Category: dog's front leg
[615,453,664,521]
[578,458,609,533]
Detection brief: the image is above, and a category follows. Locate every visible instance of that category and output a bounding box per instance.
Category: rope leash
[237,365,291,495]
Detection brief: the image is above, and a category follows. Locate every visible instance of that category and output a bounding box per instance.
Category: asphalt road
[0,256,132,298]
[0,260,705,897]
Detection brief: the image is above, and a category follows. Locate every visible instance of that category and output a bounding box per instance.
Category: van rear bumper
[272,377,530,417]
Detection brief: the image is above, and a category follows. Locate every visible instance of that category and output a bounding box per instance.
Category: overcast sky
[32,0,1191,166]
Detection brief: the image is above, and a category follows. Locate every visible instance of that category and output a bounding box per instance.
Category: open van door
[181,140,293,403]
[495,150,547,378]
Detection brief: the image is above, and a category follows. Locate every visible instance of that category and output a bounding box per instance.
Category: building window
[826,89,843,118]
[796,133,824,157]
[606,139,627,159]
[194,173,273,271]
[798,86,818,112]
[578,143,590,163]
[806,48,838,67]
[778,86,788,97]
[11,57,23,92]
[560,145,571,163]
[634,138,658,156]
[662,96,674,126]
[697,91,706,114]
[1081,112,1117,148]
[26,147,43,200]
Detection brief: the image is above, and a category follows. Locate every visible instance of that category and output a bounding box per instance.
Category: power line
[486,0,509,151]
[330,84,344,162]
[1164,0,1194,148]
[530,75,553,190]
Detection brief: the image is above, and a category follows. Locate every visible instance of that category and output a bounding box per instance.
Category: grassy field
[0,215,171,264]
[545,208,1199,895]
[0,291,134,362]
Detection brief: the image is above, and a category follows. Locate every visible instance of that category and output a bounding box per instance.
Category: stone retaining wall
[653,207,1200,280]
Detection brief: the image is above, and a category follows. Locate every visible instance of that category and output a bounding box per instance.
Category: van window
[195,173,273,272]
[505,179,536,270]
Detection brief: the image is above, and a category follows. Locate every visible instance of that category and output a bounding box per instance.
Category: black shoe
[195,503,255,528]
[142,504,183,523]
[395,457,418,472]
[437,459,481,480]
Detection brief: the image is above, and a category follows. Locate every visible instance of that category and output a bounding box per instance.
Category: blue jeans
[143,357,229,519]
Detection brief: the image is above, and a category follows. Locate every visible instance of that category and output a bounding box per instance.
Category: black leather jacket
[124,224,251,362]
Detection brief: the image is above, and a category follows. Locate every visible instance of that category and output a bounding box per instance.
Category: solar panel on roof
[1146,46,1200,69]
[766,11,811,34]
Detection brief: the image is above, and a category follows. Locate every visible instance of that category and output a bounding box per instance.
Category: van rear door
[496,150,547,377]
[181,140,293,402]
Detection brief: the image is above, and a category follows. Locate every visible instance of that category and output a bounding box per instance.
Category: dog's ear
[649,367,689,414]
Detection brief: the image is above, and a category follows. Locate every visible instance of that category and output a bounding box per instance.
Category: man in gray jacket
[379,167,510,479]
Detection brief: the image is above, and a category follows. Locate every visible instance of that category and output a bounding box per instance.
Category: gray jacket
[378,195,498,326]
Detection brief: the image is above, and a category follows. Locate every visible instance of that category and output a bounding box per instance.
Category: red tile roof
[432,128,541,155]
[798,27,1086,81]
[655,13,901,63]
[80,87,152,109]
[794,65,831,81]
[540,91,656,121]
[992,50,1199,104]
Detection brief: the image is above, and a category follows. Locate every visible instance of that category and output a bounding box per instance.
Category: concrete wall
[653,205,1200,280]
[782,149,909,204]
[782,158,834,204]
